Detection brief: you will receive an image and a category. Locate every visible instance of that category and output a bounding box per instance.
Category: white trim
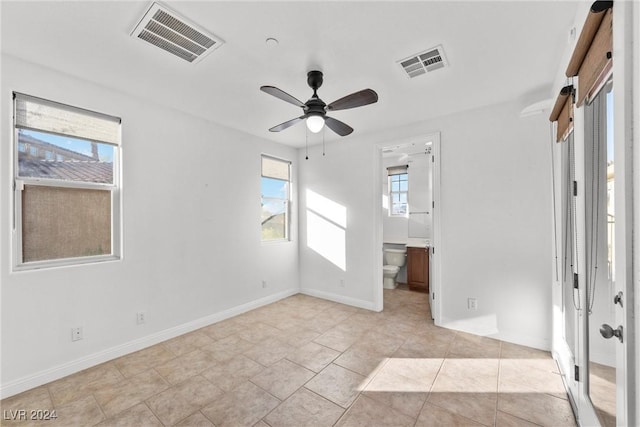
[261,153,292,243]
[0,288,297,400]
[373,143,384,311]
[373,132,442,320]
[299,288,377,311]
[431,133,442,324]
[613,2,637,424]
[632,0,640,420]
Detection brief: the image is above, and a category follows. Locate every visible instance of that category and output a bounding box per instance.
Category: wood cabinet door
[407,247,429,292]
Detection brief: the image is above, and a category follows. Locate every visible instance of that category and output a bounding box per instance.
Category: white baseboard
[299,288,377,311]
[0,288,298,400]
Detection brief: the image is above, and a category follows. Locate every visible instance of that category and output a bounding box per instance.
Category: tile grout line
[495,340,503,426]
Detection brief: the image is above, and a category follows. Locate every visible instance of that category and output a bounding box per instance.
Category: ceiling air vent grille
[398,45,448,79]
[131,3,224,64]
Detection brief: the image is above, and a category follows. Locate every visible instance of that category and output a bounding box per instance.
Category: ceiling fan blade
[327,89,378,111]
[260,86,305,108]
[324,116,354,136]
[269,115,307,132]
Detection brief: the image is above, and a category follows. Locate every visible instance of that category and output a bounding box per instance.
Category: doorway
[373,133,441,322]
[553,77,633,426]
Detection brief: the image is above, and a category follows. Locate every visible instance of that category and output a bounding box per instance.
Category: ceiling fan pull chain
[322,127,326,156]
[305,128,309,160]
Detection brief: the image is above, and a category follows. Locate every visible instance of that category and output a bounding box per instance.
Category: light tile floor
[1,288,577,426]
[590,361,616,427]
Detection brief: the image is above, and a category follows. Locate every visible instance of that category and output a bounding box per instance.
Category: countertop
[384,238,430,248]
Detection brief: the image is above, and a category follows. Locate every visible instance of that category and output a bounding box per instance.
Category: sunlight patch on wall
[306,189,346,271]
[441,314,499,336]
[307,189,347,227]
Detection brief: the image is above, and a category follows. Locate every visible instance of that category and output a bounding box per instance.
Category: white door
[555,128,581,409]
[581,82,618,426]
[563,78,631,427]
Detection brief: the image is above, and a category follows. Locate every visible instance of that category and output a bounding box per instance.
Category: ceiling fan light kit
[306,114,325,133]
[260,70,378,137]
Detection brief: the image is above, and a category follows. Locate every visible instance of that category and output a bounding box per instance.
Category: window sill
[13,254,121,272]
[261,239,292,246]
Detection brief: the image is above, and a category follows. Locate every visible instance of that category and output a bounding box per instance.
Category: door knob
[600,324,623,343]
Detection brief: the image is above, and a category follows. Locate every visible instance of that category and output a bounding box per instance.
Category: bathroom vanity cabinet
[407,246,429,293]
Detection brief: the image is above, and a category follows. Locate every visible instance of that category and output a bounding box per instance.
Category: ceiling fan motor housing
[305,97,326,116]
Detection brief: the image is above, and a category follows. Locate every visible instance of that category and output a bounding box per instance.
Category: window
[388,165,408,216]
[13,92,121,269]
[261,155,291,242]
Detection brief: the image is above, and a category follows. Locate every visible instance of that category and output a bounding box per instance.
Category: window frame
[12,94,122,271]
[260,154,292,244]
[388,172,409,217]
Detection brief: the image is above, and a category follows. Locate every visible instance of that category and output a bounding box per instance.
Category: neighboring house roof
[19,159,113,184]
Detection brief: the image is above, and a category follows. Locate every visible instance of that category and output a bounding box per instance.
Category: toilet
[383,248,406,289]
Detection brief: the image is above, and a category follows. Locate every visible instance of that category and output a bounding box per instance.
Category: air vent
[131,3,224,64]
[398,45,448,79]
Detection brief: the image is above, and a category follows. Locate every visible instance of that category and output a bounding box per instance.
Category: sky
[261,177,287,199]
[261,177,288,215]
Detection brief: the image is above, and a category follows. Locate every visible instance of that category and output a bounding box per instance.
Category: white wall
[299,99,553,350]
[434,101,552,349]
[0,55,299,397]
[297,138,378,309]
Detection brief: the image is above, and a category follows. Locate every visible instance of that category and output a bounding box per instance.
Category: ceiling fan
[260,70,378,137]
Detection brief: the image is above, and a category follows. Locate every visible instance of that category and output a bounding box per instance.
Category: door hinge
[573,273,579,289]
[574,365,580,381]
[432,201,435,208]
[431,247,434,255]
[573,181,578,196]
[431,155,434,163]
[432,293,435,300]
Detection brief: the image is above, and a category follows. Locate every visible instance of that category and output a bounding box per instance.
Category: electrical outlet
[340,279,345,287]
[262,280,267,288]
[71,327,83,341]
[136,312,146,325]
[468,298,478,310]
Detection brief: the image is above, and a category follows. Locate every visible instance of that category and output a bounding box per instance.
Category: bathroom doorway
[373,133,441,323]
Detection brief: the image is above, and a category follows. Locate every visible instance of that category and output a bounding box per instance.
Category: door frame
[372,132,442,324]
[551,3,636,424]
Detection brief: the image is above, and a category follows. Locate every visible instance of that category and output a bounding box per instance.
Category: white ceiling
[1,1,579,148]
